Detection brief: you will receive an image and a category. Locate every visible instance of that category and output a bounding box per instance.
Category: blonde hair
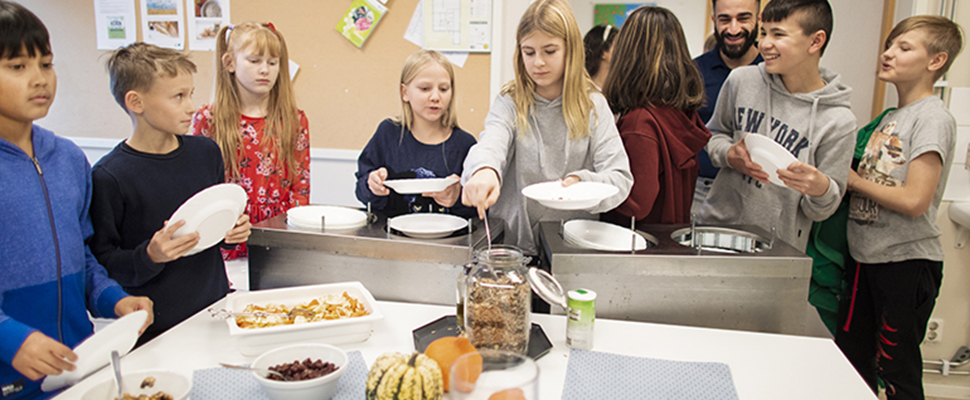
[395,49,459,132]
[212,21,300,179]
[886,15,964,80]
[106,42,197,111]
[502,0,594,140]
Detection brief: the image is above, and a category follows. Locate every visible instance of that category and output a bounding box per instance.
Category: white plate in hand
[168,183,247,256]
[521,181,619,210]
[41,310,148,392]
[563,220,649,251]
[388,213,469,239]
[744,134,798,187]
[382,177,459,194]
[286,205,368,230]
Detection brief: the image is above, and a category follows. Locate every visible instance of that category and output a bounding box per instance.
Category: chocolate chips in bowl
[267,358,340,381]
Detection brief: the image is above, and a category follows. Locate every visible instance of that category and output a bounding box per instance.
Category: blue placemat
[562,349,740,400]
[190,350,368,400]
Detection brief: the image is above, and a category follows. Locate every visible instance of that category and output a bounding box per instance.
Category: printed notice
[188,0,230,51]
[94,0,137,50]
[140,0,185,50]
[422,0,490,52]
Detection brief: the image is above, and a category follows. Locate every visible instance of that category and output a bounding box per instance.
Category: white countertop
[54,296,876,400]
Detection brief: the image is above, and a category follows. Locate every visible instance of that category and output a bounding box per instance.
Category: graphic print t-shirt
[847,96,956,263]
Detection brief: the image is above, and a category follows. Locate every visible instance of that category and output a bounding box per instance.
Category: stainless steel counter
[247,212,503,306]
[537,221,813,335]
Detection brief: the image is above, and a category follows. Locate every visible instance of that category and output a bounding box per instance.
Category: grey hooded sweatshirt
[700,63,856,251]
[462,92,633,254]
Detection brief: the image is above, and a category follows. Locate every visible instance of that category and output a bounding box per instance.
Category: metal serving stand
[248,212,503,306]
[538,220,813,335]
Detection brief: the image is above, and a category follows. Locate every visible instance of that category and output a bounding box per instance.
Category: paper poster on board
[94,0,137,50]
[593,3,654,27]
[337,0,388,48]
[187,0,230,51]
[422,0,491,52]
[140,0,185,49]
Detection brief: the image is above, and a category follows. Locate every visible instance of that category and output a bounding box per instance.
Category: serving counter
[54,296,876,400]
[248,213,503,306]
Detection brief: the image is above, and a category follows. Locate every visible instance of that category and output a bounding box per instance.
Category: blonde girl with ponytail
[460,0,632,255]
[192,21,309,260]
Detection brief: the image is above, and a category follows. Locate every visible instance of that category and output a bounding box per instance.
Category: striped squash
[366,352,443,400]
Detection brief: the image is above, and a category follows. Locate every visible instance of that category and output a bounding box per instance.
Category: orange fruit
[424,336,480,392]
[489,388,527,400]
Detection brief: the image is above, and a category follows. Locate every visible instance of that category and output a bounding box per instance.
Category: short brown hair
[762,0,833,55]
[106,42,196,111]
[603,6,704,116]
[887,15,964,80]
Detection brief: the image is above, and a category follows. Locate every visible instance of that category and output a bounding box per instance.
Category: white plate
[286,205,368,230]
[744,134,798,187]
[81,369,190,400]
[225,282,384,356]
[387,213,469,239]
[169,183,247,256]
[521,181,619,210]
[563,220,648,251]
[382,177,459,194]
[42,310,148,392]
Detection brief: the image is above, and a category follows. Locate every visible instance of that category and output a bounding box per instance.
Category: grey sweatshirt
[462,92,633,254]
[700,63,856,251]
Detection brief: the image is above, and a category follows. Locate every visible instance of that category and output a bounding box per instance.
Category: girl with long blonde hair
[354,49,477,217]
[460,0,632,255]
[193,21,309,259]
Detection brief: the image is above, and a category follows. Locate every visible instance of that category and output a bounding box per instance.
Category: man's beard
[715,23,758,60]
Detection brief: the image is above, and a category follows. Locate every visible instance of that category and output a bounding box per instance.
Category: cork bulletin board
[24,0,491,151]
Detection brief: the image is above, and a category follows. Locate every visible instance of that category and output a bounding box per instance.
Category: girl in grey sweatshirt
[460,0,632,255]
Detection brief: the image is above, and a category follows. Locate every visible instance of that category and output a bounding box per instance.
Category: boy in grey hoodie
[699,0,856,251]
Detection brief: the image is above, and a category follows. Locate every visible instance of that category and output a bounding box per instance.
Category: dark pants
[835,259,943,400]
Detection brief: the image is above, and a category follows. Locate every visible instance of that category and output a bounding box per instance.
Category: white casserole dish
[225,281,383,356]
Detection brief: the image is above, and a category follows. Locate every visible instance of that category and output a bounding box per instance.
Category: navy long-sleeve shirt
[89,135,230,343]
[355,119,477,218]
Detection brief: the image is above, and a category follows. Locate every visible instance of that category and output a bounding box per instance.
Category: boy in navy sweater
[0,2,153,398]
[89,43,251,346]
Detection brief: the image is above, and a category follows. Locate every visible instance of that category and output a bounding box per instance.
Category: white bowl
[521,181,619,210]
[251,343,348,400]
[744,134,798,187]
[382,177,459,194]
[81,369,190,400]
[225,282,384,356]
[563,220,649,251]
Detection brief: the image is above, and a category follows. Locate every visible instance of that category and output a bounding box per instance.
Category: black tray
[411,315,553,360]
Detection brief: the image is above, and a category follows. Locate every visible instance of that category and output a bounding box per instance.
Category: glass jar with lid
[463,245,531,355]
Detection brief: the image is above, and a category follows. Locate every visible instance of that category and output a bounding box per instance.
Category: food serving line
[53,297,876,399]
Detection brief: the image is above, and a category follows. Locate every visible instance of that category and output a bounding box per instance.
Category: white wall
[569,0,709,57]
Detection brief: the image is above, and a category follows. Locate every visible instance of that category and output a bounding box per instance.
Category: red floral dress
[193,104,310,259]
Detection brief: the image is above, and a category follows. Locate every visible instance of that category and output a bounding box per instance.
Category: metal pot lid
[526,267,567,309]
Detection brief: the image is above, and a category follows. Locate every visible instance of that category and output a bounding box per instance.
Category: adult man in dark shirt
[691,0,764,215]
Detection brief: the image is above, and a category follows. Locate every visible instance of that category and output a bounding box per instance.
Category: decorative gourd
[424,336,479,392]
[366,352,443,400]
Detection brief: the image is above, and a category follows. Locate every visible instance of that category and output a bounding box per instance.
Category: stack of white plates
[563,220,648,252]
[286,205,368,230]
[388,213,469,239]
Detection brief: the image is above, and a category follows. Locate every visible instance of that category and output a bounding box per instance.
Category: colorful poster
[187,0,230,51]
[593,3,654,28]
[337,0,388,48]
[93,0,137,50]
[140,0,185,49]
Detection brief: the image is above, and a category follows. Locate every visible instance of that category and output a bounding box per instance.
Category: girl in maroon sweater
[601,6,711,225]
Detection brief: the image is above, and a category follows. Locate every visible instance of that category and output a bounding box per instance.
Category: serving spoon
[218,362,290,381]
[110,350,123,400]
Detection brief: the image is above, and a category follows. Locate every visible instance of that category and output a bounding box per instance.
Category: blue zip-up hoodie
[0,125,129,399]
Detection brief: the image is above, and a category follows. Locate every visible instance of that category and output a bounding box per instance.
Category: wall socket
[926,318,944,343]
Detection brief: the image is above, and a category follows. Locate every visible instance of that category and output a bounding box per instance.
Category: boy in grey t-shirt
[837,15,963,400]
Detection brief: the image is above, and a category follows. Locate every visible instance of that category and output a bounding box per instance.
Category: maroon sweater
[602,106,711,225]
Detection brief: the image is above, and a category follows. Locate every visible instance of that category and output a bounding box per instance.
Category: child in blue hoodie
[0,2,153,398]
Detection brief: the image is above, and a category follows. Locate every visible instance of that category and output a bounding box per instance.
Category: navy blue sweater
[89,135,229,344]
[0,125,128,400]
[355,119,477,218]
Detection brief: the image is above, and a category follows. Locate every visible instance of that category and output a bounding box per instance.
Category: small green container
[566,288,596,350]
